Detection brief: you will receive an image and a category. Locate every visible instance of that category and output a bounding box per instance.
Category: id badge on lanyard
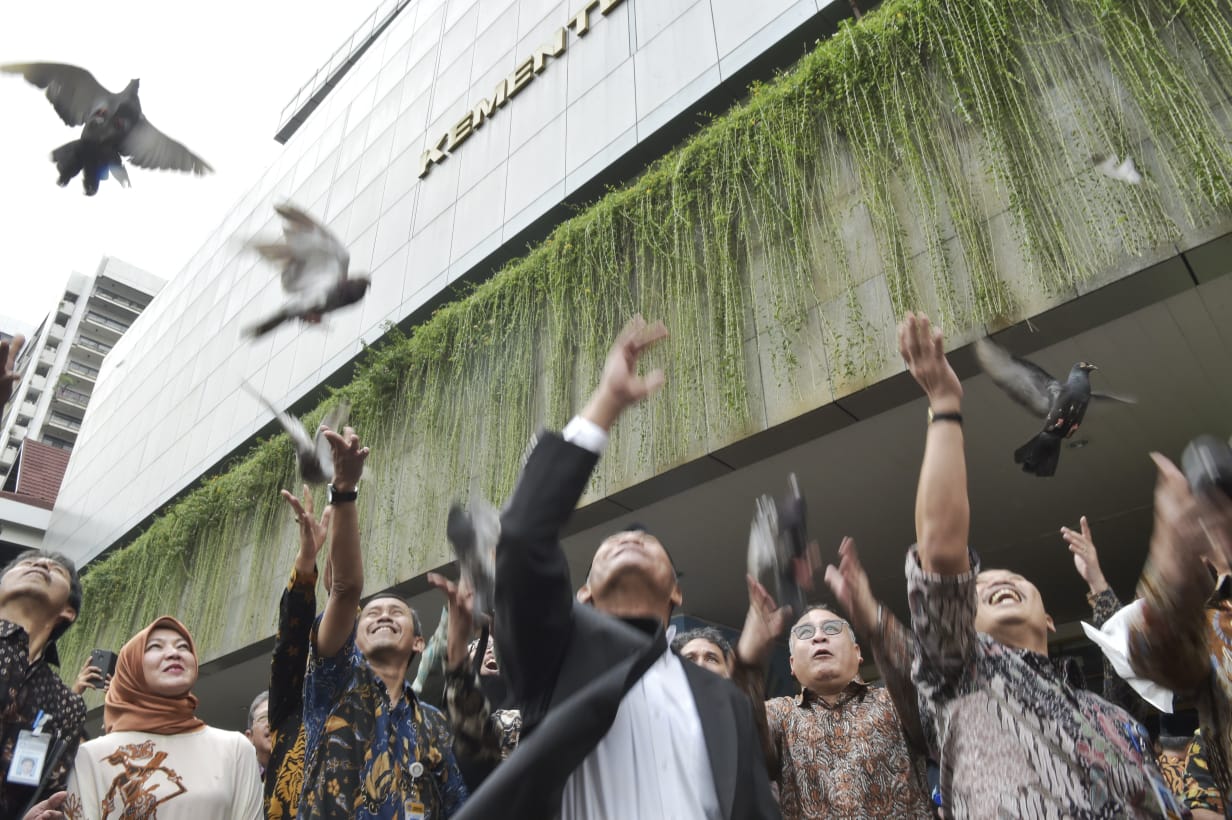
[6,711,52,787]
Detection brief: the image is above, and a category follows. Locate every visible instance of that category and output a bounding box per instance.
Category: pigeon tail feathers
[1014,433,1062,477]
[51,140,84,187]
[244,309,291,338]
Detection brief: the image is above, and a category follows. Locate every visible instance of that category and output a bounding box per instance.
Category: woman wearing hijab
[62,616,262,819]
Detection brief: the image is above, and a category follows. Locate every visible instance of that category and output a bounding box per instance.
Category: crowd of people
[0,311,1229,819]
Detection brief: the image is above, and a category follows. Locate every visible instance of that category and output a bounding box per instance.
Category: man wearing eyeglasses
[736,538,934,819]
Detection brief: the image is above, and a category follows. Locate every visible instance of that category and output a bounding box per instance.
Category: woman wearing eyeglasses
[61,617,262,819]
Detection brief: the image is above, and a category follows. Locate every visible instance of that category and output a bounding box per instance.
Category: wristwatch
[328,484,358,505]
[928,408,963,425]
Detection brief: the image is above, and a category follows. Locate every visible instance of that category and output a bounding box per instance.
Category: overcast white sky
[0,1,379,330]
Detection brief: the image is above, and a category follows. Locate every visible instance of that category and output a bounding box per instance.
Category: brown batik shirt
[0,619,87,816]
[906,547,1185,818]
[741,603,933,819]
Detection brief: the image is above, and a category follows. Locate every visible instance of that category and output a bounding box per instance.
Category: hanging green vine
[59,0,1232,677]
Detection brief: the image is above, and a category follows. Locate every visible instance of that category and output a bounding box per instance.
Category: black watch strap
[928,409,963,425]
[328,484,358,505]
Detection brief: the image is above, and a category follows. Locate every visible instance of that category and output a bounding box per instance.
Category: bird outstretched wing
[121,118,212,175]
[1,62,111,126]
[974,338,1059,418]
[312,400,351,484]
[254,204,350,301]
[239,378,314,454]
[1090,390,1137,405]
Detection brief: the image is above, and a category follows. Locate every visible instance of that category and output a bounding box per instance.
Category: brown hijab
[104,616,206,735]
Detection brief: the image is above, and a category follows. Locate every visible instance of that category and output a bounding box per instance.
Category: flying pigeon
[1,62,211,195]
[748,474,819,615]
[1094,153,1142,185]
[240,378,350,485]
[445,495,501,628]
[245,204,372,338]
[975,338,1135,477]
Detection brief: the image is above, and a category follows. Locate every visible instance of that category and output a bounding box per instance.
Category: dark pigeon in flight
[1,62,211,195]
[445,495,501,628]
[975,338,1135,477]
[240,378,350,485]
[244,204,372,338]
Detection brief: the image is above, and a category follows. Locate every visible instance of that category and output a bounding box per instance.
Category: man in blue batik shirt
[298,424,467,819]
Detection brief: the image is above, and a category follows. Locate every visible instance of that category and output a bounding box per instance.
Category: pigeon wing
[974,338,1058,418]
[1,62,111,126]
[121,118,212,175]
[267,204,350,298]
[312,400,352,484]
[239,378,316,454]
[1090,390,1137,405]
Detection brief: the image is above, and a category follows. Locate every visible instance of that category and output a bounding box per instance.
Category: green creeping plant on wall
[60,0,1232,682]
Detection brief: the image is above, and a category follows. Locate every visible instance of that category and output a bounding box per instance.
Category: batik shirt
[764,681,933,819]
[1131,570,1232,814]
[300,620,469,819]
[906,547,1186,818]
[266,567,315,820]
[1182,729,1224,814]
[443,666,521,762]
[751,607,932,820]
[0,620,86,817]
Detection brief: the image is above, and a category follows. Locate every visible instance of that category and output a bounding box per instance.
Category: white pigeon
[244,204,371,337]
[1094,153,1142,185]
[240,378,350,485]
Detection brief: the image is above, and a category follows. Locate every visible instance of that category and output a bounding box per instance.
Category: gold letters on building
[418,0,626,178]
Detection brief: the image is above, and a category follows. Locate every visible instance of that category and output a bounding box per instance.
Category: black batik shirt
[0,619,86,816]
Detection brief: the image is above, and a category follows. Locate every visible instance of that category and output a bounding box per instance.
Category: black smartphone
[88,649,117,688]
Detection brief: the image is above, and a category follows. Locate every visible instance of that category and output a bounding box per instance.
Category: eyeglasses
[791,619,849,642]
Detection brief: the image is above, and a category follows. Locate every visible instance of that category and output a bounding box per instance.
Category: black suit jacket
[455,432,779,819]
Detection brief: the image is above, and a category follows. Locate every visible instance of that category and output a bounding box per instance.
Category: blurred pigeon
[1094,153,1142,185]
[748,474,819,615]
[1,62,211,195]
[975,338,1135,477]
[245,204,372,338]
[240,378,350,485]
[445,494,501,628]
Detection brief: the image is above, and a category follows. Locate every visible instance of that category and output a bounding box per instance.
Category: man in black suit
[455,316,779,819]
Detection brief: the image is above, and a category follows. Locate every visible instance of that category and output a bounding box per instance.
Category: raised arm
[899,313,968,575]
[826,537,925,752]
[270,485,329,727]
[733,573,793,778]
[495,316,667,706]
[314,426,369,659]
[1128,453,1225,693]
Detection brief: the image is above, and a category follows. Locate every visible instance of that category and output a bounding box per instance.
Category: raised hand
[898,312,962,412]
[1061,516,1108,595]
[736,574,793,667]
[281,484,334,575]
[322,426,369,492]
[824,537,878,639]
[582,315,669,431]
[427,572,476,671]
[70,659,107,695]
